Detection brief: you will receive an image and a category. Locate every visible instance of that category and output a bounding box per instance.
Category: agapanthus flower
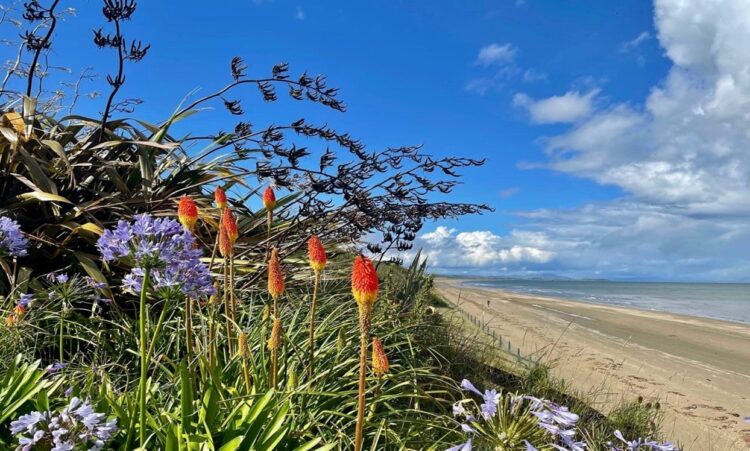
[351,256,378,311]
[446,437,472,451]
[267,247,285,299]
[371,337,389,376]
[97,214,214,299]
[214,186,227,210]
[307,235,327,273]
[0,216,28,257]
[10,397,117,451]
[610,430,679,451]
[177,196,199,232]
[262,186,276,211]
[47,362,66,374]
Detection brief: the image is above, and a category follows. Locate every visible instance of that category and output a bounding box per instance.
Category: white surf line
[532,304,593,321]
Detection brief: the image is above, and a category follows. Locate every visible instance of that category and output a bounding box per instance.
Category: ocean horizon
[461,278,750,324]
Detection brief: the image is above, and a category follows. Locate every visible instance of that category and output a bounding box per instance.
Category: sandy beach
[435,278,750,451]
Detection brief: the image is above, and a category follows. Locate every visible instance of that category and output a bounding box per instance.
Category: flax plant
[351,255,379,451]
[307,235,327,377]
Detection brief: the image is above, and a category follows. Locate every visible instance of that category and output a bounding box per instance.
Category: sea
[464,279,750,324]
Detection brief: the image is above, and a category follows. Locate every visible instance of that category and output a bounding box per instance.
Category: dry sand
[435,278,750,451]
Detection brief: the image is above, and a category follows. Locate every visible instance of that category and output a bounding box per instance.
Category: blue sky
[3,0,749,281]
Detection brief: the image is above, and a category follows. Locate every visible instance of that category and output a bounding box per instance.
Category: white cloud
[619,31,651,52]
[476,43,517,66]
[464,77,495,95]
[430,0,750,280]
[522,68,547,83]
[499,187,520,198]
[413,226,553,270]
[513,89,599,124]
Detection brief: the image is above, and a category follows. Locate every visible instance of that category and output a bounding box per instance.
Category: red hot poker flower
[177,196,198,232]
[222,208,239,245]
[372,337,389,376]
[262,186,276,211]
[219,223,232,257]
[351,256,378,310]
[307,235,327,274]
[268,247,285,299]
[214,187,227,210]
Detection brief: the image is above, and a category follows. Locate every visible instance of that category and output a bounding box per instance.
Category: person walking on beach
[487,299,490,308]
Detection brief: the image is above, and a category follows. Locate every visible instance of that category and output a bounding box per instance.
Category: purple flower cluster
[609,430,679,451]
[522,396,586,451]
[448,378,679,451]
[97,214,214,299]
[10,397,117,451]
[0,216,28,257]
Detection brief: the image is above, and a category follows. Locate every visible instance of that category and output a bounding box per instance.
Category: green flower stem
[354,311,370,451]
[308,271,320,378]
[138,270,150,448]
[58,304,64,364]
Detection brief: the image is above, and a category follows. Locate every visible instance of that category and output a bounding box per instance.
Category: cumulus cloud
[513,89,599,124]
[475,43,517,66]
[415,226,553,270]
[424,0,750,280]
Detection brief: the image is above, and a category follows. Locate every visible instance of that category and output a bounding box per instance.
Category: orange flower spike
[5,314,18,327]
[177,196,199,232]
[267,247,285,299]
[307,235,327,274]
[263,186,276,211]
[268,318,282,350]
[372,338,389,376]
[223,208,239,245]
[214,186,227,210]
[352,256,378,311]
[14,305,26,316]
[218,223,233,257]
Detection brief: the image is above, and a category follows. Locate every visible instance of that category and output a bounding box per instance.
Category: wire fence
[447,290,535,367]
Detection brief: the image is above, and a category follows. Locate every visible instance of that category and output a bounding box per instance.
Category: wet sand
[435,278,750,450]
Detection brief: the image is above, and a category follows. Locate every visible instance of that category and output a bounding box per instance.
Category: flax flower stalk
[263,186,275,261]
[307,235,327,377]
[351,256,379,451]
[267,247,285,388]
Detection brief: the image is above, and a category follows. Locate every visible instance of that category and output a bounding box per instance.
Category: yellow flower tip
[307,235,327,273]
[267,247,285,299]
[177,195,199,231]
[214,186,228,210]
[263,186,276,211]
[261,304,270,321]
[351,256,378,309]
[372,338,389,376]
[268,318,282,351]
